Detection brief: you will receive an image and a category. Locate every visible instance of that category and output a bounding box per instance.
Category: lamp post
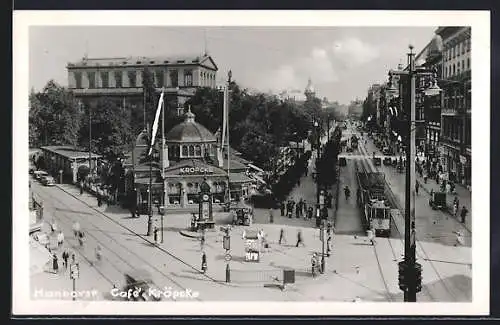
[314,120,321,205]
[387,45,441,302]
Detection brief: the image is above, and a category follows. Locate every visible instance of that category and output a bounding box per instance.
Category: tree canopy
[29,80,81,148]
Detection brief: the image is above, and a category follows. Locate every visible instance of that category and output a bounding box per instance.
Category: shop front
[163,161,230,209]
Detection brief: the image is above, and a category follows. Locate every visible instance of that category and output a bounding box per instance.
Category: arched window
[189,145,195,156]
[453,64,456,76]
[182,145,188,157]
[195,145,202,156]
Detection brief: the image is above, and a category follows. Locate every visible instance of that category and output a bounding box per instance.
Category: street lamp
[388,45,441,302]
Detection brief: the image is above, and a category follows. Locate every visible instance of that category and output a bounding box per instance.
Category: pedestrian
[153,226,159,244]
[454,230,464,246]
[57,231,64,248]
[356,188,361,204]
[296,229,304,247]
[423,174,428,184]
[303,200,307,216]
[72,221,80,238]
[460,206,468,224]
[446,182,451,194]
[200,229,206,249]
[52,253,59,274]
[95,245,102,262]
[80,181,84,195]
[201,252,207,273]
[327,221,332,236]
[311,253,318,277]
[62,250,69,269]
[279,228,286,245]
[295,204,300,219]
[50,220,58,234]
[280,201,285,217]
[269,208,274,223]
[97,192,102,207]
[78,231,85,247]
[327,236,332,257]
[415,182,419,196]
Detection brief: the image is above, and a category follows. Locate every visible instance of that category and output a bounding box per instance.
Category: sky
[29,26,437,105]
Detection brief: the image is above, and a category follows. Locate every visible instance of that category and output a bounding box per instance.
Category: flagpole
[161,88,165,243]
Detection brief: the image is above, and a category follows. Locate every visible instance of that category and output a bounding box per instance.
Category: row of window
[443,90,471,111]
[167,144,216,159]
[444,37,471,62]
[443,58,470,78]
[73,69,216,89]
[442,118,471,146]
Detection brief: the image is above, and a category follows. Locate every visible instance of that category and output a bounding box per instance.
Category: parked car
[33,170,49,181]
[382,147,394,156]
[41,175,55,186]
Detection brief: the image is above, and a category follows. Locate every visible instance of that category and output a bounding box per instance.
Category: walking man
[72,221,81,238]
[296,229,304,247]
[62,250,69,269]
[460,206,468,224]
[52,254,59,274]
[327,236,332,257]
[279,228,286,245]
[280,201,285,217]
[415,181,419,196]
[269,209,274,224]
[201,252,207,274]
[57,231,64,248]
[153,226,159,245]
[80,181,84,195]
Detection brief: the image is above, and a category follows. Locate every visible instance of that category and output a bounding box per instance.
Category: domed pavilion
[125,108,253,211]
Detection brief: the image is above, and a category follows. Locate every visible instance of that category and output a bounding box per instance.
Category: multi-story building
[415,35,443,160]
[66,54,218,116]
[436,26,471,186]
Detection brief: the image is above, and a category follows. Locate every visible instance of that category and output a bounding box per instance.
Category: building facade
[436,27,471,186]
[67,54,218,116]
[40,146,102,184]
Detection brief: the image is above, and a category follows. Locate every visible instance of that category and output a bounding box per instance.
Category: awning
[30,238,53,276]
[229,173,253,184]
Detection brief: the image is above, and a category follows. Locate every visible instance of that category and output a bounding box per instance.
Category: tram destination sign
[179,166,214,175]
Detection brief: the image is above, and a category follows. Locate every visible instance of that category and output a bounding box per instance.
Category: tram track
[356,133,458,302]
[33,183,206,301]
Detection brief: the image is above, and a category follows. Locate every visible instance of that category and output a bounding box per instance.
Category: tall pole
[161,89,165,243]
[89,105,92,175]
[143,69,147,130]
[226,71,231,202]
[404,45,417,302]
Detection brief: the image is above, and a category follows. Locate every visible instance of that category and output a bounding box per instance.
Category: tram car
[355,167,392,237]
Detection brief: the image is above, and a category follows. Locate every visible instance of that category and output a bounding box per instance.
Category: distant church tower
[304,78,316,99]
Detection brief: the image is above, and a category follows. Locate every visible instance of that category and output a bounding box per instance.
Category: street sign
[224,254,232,262]
[70,263,79,279]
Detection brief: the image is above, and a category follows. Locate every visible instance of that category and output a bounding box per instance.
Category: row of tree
[315,126,343,189]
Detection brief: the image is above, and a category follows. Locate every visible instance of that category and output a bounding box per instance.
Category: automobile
[382,147,394,156]
[429,191,447,210]
[373,157,382,166]
[41,175,55,186]
[33,170,49,181]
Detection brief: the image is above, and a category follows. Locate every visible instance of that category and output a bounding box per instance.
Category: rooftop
[41,146,101,159]
[67,54,218,70]
[166,108,216,143]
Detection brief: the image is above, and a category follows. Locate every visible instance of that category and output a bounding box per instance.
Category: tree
[29,80,81,147]
[79,97,133,162]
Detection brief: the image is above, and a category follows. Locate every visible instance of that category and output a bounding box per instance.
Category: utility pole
[389,45,439,302]
[88,104,92,174]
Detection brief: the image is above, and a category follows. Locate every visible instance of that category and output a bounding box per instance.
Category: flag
[148,90,164,156]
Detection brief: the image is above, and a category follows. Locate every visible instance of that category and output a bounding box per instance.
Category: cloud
[257,47,338,94]
[332,37,380,68]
